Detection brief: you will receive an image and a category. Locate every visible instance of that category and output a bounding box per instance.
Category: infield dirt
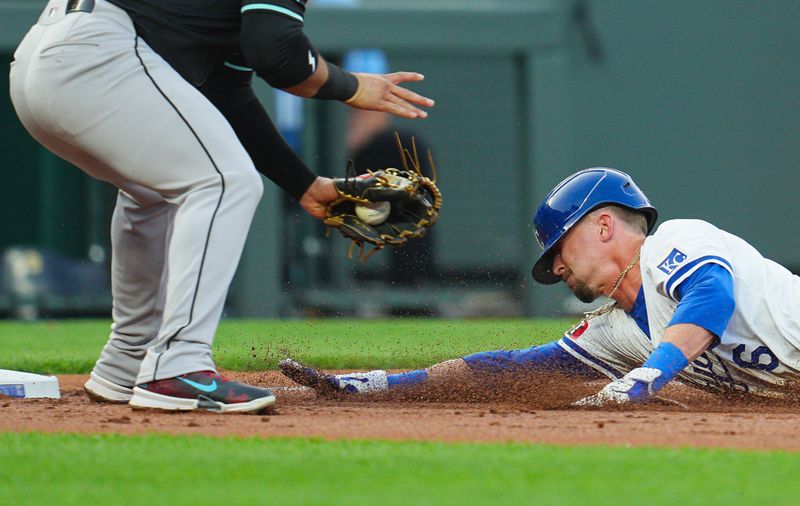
[2,371,800,451]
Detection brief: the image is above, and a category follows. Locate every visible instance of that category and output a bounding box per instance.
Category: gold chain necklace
[566,250,641,336]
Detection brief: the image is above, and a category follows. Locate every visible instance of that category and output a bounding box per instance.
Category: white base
[0,369,61,399]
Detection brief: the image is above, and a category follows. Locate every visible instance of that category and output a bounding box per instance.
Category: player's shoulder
[644,219,722,256]
[642,218,733,283]
[652,218,720,239]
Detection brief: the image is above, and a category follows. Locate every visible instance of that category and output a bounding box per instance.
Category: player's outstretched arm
[280,341,603,395]
[200,63,318,202]
[275,51,434,119]
[279,357,478,395]
[239,3,433,119]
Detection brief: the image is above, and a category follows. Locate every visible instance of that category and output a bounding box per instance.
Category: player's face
[550,220,608,303]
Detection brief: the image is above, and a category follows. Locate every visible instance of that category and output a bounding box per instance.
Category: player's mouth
[566,277,580,294]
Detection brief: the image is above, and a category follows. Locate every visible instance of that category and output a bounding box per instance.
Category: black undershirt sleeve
[239,2,358,100]
[240,6,316,89]
[199,63,317,201]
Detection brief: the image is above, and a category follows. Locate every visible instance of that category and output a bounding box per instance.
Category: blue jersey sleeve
[463,341,605,379]
[670,262,735,337]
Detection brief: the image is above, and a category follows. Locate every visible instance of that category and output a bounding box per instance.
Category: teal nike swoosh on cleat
[177,377,218,392]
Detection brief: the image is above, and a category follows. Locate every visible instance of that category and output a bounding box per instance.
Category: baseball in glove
[325,133,442,260]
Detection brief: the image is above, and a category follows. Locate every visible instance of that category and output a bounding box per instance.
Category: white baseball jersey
[557,219,800,397]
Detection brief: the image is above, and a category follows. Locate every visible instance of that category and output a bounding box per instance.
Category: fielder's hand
[346,72,434,119]
[324,133,442,260]
[300,177,339,219]
[573,367,662,407]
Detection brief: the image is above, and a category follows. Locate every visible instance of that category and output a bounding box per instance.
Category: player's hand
[346,72,435,119]
[299,176,338,219]
[573,380,633,407]
[573,367,662,407]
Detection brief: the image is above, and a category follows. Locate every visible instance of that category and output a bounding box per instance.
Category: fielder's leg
[88,191,175,399]
[10,0,273,412]
[10,10,174,401]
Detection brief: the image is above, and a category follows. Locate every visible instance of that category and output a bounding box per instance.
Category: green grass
[0,318,571,374]
[3,319,792,505]
[2,432,798,506]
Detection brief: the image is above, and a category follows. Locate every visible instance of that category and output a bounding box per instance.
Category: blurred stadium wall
[1,0,798,318]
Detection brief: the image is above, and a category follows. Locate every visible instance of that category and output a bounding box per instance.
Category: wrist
[303,176,337,202]
[313,62,358,101]
[625,342,689,401]
[642,342,689,388]
[291,171,319,201]
[344,75,363,105]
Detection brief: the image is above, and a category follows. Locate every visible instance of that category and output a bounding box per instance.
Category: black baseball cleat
[278,358,341,394]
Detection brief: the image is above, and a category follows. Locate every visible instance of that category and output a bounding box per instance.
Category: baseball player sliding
[282,168,800,404]
[10,0,433,413]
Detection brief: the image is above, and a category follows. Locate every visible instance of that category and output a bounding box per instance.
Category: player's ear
[597,212,614,242]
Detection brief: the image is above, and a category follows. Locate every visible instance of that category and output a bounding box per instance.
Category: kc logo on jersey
[657,248,687,275]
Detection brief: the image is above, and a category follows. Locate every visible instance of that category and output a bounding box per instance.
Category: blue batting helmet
[531,168,658,284]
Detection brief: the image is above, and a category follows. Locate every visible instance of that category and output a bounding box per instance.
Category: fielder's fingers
[377,101,417,119]
[385,71,425,84]
[392,84,435,108]
[386,93,427,119]
[384,104,420,119]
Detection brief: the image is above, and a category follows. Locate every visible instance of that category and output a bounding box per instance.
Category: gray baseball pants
[10,0,264,385]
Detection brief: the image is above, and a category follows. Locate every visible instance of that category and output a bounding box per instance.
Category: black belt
[66,0,95,13]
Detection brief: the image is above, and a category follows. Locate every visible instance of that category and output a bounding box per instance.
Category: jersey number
[732,344,779,371]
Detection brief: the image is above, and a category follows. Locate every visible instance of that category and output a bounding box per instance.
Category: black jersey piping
[133,36,226,382]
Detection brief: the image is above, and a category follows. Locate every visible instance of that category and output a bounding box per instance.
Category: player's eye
[551,240,564,259]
